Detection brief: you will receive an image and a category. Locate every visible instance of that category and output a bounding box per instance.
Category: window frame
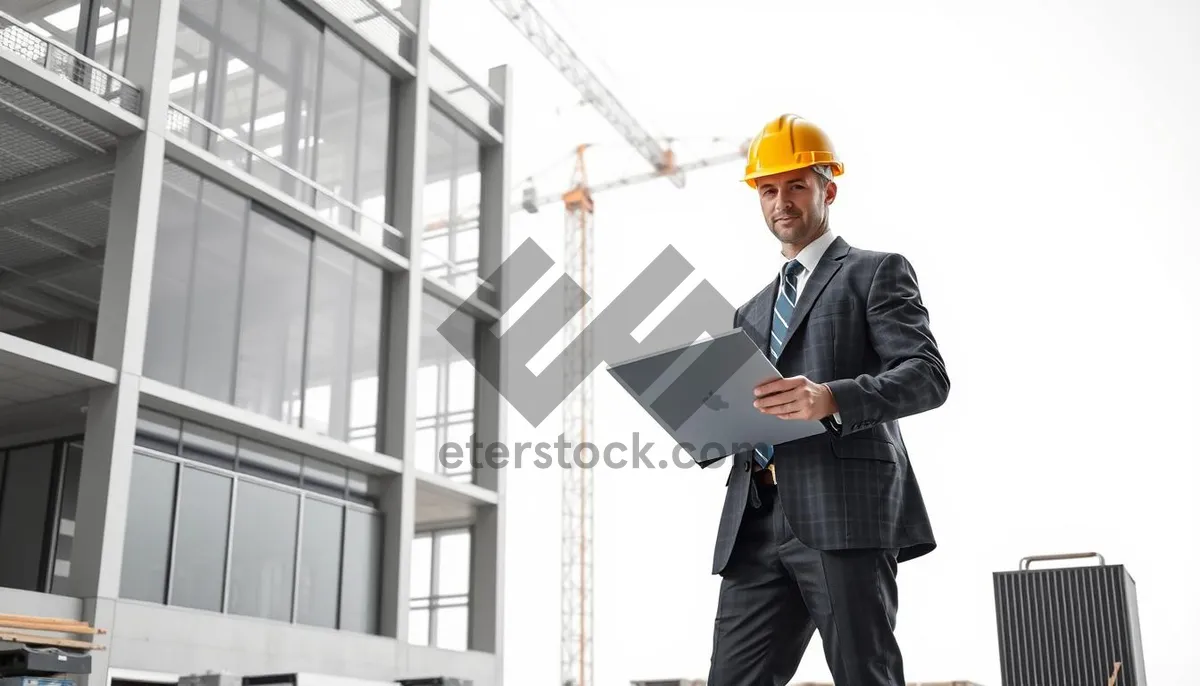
[409,526,473,650]
[122,440,382,633]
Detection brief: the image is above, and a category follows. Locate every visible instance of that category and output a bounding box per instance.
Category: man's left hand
[753,376,839,421]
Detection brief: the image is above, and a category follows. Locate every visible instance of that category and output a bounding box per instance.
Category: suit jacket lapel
[778,235,850,355]
[740,281,775,358]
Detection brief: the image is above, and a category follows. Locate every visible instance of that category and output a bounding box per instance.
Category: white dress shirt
[777,229,841,425]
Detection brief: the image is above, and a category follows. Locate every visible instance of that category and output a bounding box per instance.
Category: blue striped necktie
[754,259,803,469]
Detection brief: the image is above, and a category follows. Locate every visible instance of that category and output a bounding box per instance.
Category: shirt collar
[779,229,837,276]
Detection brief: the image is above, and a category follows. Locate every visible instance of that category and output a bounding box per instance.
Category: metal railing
[428,45,503,128]
[313,0,503,129]
[166,104,406,255]
[0,10,142,115]
[422,248,494,302]
[320,0,419,64]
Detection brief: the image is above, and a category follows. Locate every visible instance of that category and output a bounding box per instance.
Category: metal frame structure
[0,0,512,684]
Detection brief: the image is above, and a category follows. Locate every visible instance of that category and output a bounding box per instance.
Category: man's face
[755,166,837,246]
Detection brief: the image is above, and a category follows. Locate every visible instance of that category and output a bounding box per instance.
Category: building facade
[0,1,510,684]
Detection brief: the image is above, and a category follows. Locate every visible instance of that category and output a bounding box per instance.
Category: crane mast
[484,5,747,685]
[559,145,595,686]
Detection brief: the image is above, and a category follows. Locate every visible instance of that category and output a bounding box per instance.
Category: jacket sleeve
[823,252,949,436]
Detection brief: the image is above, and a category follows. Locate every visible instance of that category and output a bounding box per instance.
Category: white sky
[430,1,1200,684]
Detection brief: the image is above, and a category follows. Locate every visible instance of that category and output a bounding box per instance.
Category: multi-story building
[0,1,511,684]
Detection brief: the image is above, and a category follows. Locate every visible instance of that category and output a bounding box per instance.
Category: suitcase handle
[1019,552,1105,570]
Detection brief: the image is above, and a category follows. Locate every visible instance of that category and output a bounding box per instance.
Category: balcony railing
[422,248,495,303]
[0,10,142,115]
[319,0,419,64]
[428,46,503,130]
[313,0,503,130]
[166,104,405,255]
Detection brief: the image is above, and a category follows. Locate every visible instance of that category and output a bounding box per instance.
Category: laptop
[605,328,827,464]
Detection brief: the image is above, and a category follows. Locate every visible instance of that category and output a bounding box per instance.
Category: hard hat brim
[743,160,844,187]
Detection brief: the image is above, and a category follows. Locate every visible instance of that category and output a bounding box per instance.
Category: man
[704,114,950,685]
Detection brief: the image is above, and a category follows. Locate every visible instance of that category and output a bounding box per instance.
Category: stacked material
[0,613,102,686]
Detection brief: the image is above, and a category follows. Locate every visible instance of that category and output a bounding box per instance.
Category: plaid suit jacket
[702,234,949,575]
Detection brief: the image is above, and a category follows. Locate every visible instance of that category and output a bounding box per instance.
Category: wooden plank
[0,620,105,635]
[0,630,103,651]
[0,614,93,629]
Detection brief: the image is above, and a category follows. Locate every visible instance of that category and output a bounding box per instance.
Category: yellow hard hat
[743,114,844,188]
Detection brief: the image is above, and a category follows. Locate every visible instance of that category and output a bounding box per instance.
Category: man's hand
[753,376,839,421]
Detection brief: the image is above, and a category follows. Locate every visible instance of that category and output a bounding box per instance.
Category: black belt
[751,463,776,487]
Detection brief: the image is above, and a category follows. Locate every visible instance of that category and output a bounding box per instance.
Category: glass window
[172,0,391,235]
[417,295,478,480]
[340,508,380,633]
[304,239,355,439]
[238,440,302,487]
[423,108,482,289]
[313,33,362,229]
[144,165,200,387]
[92,0,133,78]
[181,421,236,471]
[410,528,471,650]
[409,608,430,646]
[10,4,83,50]
[171,466,232,611]
[135,408,182,455]
[147,165,383,452]
[347,469,379,508]
[0,443,56,591]
[349,261,383,451]
[296,498,342,629]
[112,411,385,632]
[435,605,469,652]
[301,457,347,500]
[119,453,177,603]
[211,0,260,168]
[228,480,298,622]
[410,534,432,601]
[234,212,311,424]
[356,55,391,238]
[182,180,246,402]
[437,531,471,597]
[169,22,211,120]
[313,33,392,241]
[249,0,321,197]
[147,165,250,399]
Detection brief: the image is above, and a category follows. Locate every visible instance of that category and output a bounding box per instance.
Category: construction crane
[483,4,742,686]
[487,0,684,190]
[422,142,749,234]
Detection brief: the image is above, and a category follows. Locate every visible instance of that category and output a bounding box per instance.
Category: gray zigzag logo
[437,237,747,428]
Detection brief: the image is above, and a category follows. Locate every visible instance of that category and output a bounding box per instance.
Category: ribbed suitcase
[993,552,1146,686]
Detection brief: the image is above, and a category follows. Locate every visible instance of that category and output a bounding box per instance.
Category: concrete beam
[0,155,115,205]
[0,42,143,136]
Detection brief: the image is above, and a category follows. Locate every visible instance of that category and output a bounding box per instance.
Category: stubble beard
[774,212,826,250]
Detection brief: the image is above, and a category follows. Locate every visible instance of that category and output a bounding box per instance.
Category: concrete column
[69,1,181,684]
[469,65,513,667]
[71,0,180,601]
[379,0,431,643]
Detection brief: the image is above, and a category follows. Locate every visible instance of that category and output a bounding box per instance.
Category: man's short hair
[811,164,834,184]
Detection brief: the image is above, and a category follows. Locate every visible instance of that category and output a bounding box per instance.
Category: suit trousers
[708,480,904,686]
